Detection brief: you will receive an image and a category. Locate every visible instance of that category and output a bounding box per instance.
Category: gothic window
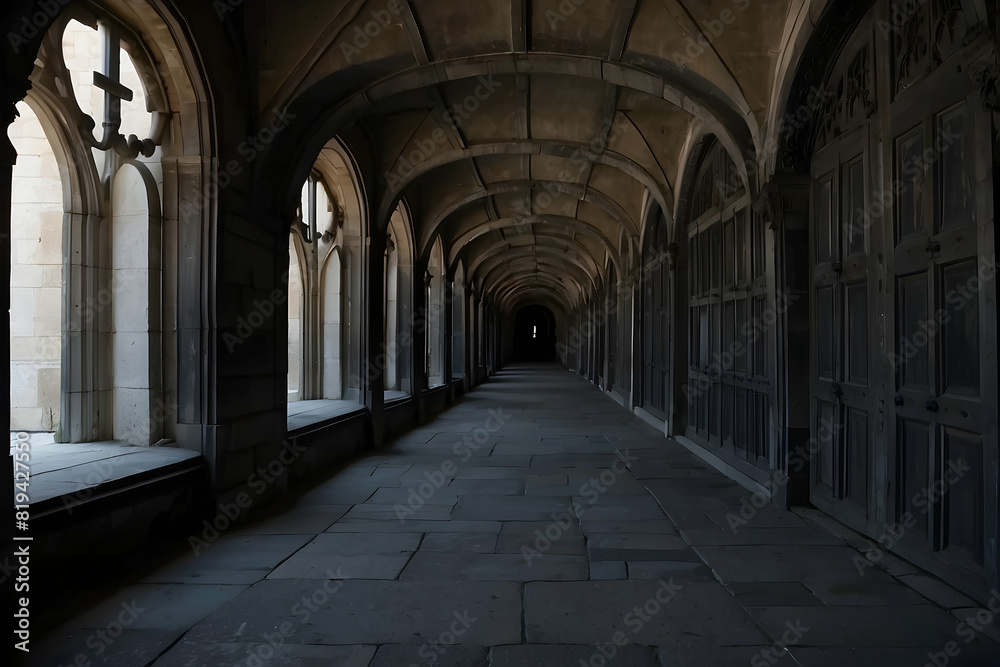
[10,14,169,445]
[385,204,414,396]
[426,237,446,388]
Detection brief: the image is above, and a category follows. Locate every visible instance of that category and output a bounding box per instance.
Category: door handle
[925,399,939,413]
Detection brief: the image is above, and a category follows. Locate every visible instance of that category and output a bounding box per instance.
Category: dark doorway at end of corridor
[512,305,557,362]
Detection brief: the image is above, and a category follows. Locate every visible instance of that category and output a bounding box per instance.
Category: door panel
[810,140,876,527]
[811,41,997,597]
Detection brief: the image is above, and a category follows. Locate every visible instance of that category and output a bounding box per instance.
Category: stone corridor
[30,366,1000,666]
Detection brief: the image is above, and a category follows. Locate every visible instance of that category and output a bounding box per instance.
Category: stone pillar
[414,266,430,423]
[366,232,386,447]
[444,275,455,403]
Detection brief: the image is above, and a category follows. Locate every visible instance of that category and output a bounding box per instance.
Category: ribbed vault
[256,0,796,316]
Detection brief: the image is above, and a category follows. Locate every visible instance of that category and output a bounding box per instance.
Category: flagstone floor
[29,365,1000,666]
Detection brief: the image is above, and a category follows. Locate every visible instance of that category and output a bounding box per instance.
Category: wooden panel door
[810,133,878,533]
[888,84,998,592]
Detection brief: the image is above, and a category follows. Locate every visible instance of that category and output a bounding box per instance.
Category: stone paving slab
[451,494,576,521]
[524,581,765,646]
[788,645,1000,666]
[326,519,503,533]
[341,502,455,521]
[235,505,351,535]
[656,645,799,666]
[800,572,928,606]
[591,561,628,580]
[681,526,842,546]
[184,580,523,646]
[587,533,689,551]
[748,605,989,646]
[580,519,678,535]
[490,644,659,665]
[266,532,422,580]
[28,628,181,667]
[729,582,826,607]
[625,561,715,581]
[496,521,585,555]
[400,551,590,581]
[370,644,490,666]
[420,531,499,552]
[692,544,878,582]
[454,466,529,479]
[86,584,250,630]
[153,641,377,666]
[140,535,313,585]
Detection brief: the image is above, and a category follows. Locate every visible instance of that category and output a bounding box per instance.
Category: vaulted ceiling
[255,0,803,316]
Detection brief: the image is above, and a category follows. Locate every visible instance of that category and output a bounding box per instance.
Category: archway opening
[512,305,557,362]
[9,101,62,439]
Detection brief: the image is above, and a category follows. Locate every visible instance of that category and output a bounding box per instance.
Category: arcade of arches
[4,0,1000,626]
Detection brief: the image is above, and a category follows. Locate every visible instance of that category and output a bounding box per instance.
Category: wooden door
[887,71,998,592]
[810,132,878,532]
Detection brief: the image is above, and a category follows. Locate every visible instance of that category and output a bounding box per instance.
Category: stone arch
[426,236,446,388]
[385,201,415,395]
[9,2,215,448]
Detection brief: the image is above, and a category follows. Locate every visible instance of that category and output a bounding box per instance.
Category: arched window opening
[385,204,414,397]
[287,170,349,405]
[452,262,466,378]
[287,234,305,402]
[11,13,169,446]
[426,237,446,388]
[9,102,62,437]
[322,248,343,400]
